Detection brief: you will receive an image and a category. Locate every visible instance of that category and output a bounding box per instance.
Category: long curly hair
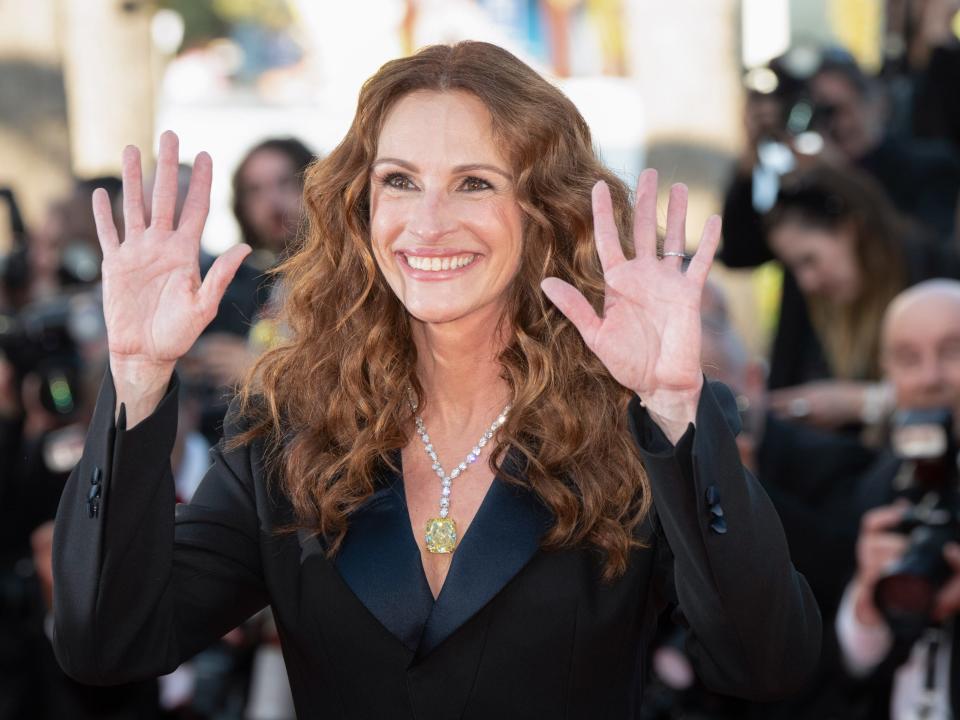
[232,41,651,579]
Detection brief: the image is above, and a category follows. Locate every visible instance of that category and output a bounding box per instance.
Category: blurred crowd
[2,1,960,719]
[643,1,960,718]
[0,137,311,719]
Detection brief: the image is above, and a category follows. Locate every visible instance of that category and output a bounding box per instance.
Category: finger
[591,181,626,273]
[861,534,910,559]
[859,537,909,580]
[768,386,806,416]
[541,277,602,348]
[933,555,960,620]
[933,544,960,620]
[933,585,960,621]
[178,151,212,241]
[632,168,659,259]
[944,542,960,572]
[198,244,252,320]
[121,145,146,236]
[861,502,910,533]
[686,214,721,286]
[768,387,801,405]
[150,130,180,231]
[91,188,120,255]
[661,183,687,269]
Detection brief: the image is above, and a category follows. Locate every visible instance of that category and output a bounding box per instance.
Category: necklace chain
[410,395,511,520]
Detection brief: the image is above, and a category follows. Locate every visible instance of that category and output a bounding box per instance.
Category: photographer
[721,50,960,394]
[838,279,960,718]
[0,182,163,718]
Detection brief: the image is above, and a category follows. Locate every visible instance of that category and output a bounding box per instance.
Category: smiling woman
[52,40,821,718]
[369,91,524,325]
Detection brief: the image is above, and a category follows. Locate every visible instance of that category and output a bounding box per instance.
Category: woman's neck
[412,306,511,428]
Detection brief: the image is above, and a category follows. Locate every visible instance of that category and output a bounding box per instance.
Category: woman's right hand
[94,131,250,425]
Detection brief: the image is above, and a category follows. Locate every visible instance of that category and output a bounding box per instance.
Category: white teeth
[404,253,476,272]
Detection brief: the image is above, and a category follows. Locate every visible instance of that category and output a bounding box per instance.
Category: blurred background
[0,0,918,352]
[3,1,960,719]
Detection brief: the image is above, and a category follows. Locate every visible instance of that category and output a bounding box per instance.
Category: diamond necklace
[410,395,511,554]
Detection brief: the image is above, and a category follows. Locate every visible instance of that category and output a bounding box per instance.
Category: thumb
[944,542,960,573]
[198,243,252,319]
[541,277,601,347]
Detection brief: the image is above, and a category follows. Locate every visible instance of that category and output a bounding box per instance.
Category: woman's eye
[383,173,416,190]
[461,176,492,192]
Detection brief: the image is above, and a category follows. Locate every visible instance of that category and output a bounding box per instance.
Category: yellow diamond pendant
[425,517,458,554]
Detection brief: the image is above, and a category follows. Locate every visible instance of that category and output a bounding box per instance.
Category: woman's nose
[407,190,457,242]
[796,268,822,296]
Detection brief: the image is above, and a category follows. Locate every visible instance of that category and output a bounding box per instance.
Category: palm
[93,132,250,366]
[542,171,719,400]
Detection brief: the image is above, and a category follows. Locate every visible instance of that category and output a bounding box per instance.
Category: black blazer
[52,370,821,718]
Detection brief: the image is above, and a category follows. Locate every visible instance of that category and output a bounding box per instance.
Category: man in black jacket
[839,279,960,719]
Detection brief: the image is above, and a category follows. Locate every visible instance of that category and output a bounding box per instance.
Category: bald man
[838,279,960,720]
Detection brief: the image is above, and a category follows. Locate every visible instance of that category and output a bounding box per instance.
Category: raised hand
[94,131,250,425]
[541,170,720,442]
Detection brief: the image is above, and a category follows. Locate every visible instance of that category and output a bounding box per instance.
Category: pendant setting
[425,517,458,554]
[410,390,511,557]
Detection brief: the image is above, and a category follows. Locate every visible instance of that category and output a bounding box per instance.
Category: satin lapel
[310,452,434,652]
[417,447,552,657]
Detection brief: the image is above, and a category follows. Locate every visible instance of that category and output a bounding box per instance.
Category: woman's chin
[400,294,498,326]
[404,304,474,325]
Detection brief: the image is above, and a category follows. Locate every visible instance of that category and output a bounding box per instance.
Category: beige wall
[0,0,155,244]
[60,0,154,178]
[624,0,768,355]
[0,0,70,237]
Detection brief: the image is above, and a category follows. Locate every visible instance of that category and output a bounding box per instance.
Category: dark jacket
[847,452,960,719]
[51,370,821,719]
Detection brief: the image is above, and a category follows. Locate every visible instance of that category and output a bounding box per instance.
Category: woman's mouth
[402,252,478,272]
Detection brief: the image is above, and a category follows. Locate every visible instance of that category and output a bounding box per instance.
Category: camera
[873,408,960,638]
[0,296,91,419]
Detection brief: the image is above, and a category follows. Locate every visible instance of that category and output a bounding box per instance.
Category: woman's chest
[401,444,497,597]
[263,531,660,718]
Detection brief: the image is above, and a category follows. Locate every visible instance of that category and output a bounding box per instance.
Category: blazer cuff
[626,377,741,458]
[107,365,180,436]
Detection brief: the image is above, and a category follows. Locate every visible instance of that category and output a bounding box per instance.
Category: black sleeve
[719,172,776,268]
[912,44,960,150]
[52,369,268,685]
[631,379,822,701]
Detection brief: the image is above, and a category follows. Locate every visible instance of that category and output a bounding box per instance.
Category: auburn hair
[232,41,651,579]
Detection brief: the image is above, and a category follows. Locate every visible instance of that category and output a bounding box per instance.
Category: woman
[765,164,957,430]
[52,42,819,717]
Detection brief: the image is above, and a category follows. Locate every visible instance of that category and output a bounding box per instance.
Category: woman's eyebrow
[452,163,513,180]
[371,157,417,171]
[371,158,512,180]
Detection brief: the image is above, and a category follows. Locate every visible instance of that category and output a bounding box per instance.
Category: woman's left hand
[541,169,720,443]
[769,380,874,429]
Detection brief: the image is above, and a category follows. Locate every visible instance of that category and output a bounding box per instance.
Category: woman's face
[239,149,303,253]
[769,221,862,304]
[369,90,524,325]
